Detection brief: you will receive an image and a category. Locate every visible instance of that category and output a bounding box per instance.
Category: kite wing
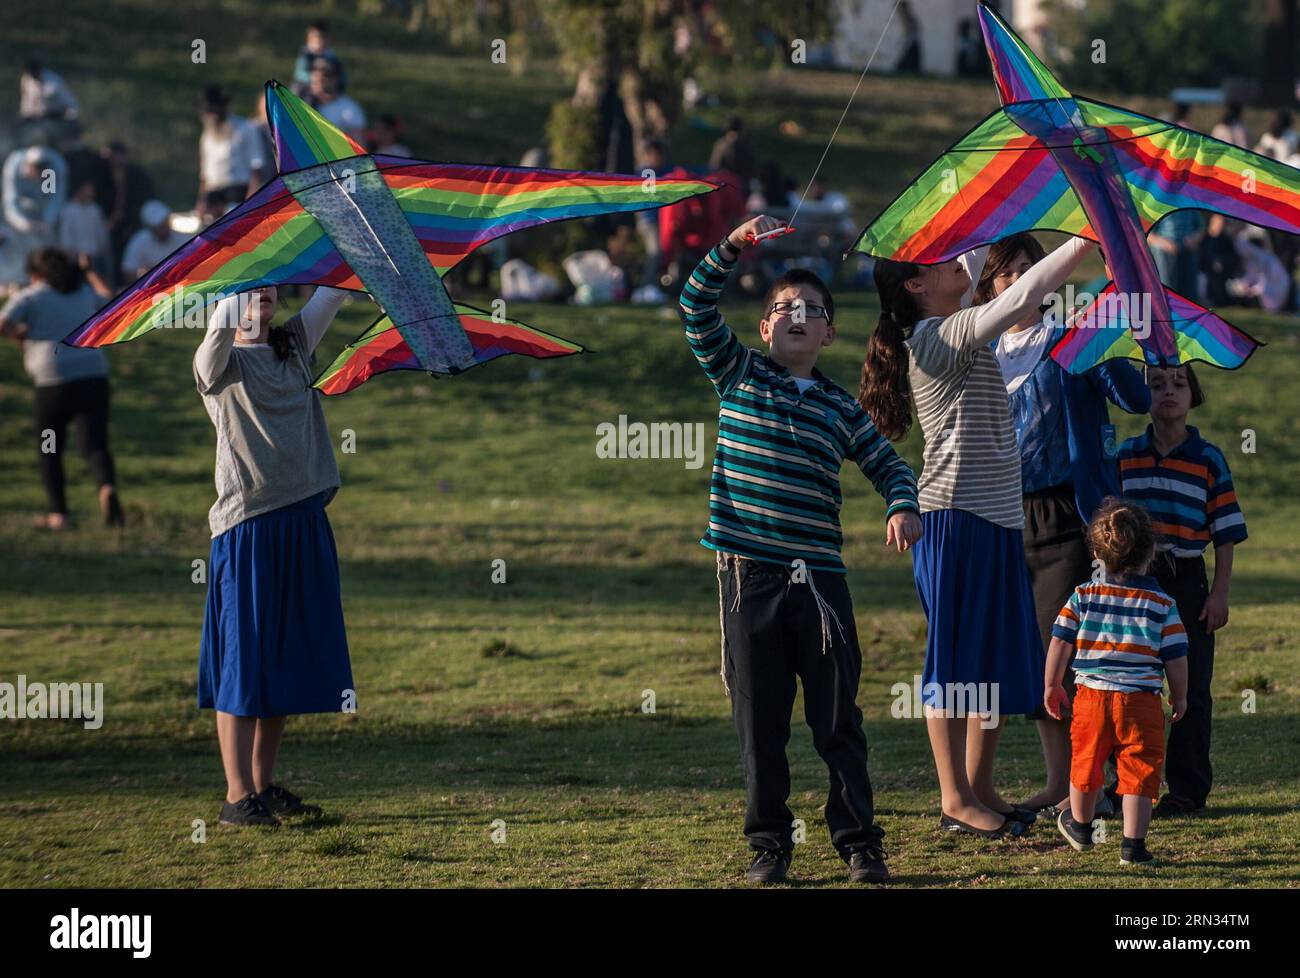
[314,305,582,395]
[1052,282,1262,373]
[1080,98,1300,235]
[64,177,364,347]
[849,108,1094,264]
[377,157,719,276]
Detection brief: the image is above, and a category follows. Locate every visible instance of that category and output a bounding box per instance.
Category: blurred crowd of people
[0,19,418,530]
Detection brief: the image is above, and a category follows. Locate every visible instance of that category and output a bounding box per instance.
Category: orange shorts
[1070,685,1166,799]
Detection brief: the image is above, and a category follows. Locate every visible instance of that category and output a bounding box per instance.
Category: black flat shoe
[939,813,1009,839]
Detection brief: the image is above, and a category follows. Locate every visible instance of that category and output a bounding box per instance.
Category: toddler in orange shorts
[1044,499,1189,866]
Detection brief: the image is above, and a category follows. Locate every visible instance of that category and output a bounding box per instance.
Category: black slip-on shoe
[219,792,280,827]
[847,847,890,884]
[258,784,322,817]
[746,849,791,884]
[1056,809,1094,852]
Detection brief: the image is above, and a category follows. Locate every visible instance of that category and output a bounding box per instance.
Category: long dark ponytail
[858,258,921,441]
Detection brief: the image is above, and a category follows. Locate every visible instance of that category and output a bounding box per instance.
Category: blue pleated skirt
[911,509,1043,716]
[199,491,354,717]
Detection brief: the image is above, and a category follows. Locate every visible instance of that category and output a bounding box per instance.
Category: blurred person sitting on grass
[292,19,347,97]
[308,57,365,141]
[0,246,123,529]
[121,200,186,283]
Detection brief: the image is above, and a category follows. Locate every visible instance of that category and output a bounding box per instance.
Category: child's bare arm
[1044,637,1074,719]
[1165,656,1189,721]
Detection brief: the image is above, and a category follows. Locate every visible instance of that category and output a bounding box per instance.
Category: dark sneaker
[258,784,322,817]
[1153,795,1202,819]
[1056,809,1094,851]
[219,792,279,827]
[746,849,791,884]
[848,846,890,884]
[1120,839,1156,866]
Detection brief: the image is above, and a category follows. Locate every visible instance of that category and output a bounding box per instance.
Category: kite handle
[745,225,795,244]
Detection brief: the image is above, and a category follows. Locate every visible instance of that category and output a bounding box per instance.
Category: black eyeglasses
[769,300,829,321]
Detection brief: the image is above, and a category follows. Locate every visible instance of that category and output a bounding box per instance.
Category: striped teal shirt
[680,243,919,572]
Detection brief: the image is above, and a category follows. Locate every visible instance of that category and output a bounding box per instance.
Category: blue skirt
[199,491,353,717]
[911,509,1043,716]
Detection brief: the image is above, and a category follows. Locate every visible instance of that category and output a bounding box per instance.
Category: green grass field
[1,1,1298,888]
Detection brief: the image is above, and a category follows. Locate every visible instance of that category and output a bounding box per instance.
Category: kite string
[787,0,904,229]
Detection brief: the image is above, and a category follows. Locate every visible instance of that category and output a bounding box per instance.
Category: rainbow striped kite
[65,80,718,394]
[848,2,1300,373]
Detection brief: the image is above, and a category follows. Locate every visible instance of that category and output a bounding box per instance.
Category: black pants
[33,377,116,514]
[1155,552,1215,806]
[718,553,882,858]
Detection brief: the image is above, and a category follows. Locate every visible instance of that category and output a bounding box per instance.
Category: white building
[829,0,1064,77]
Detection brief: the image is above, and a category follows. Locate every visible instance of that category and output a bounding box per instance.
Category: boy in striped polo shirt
[1046,499,1188,866]
[680,214,921,885]
[1118,364,1246,818]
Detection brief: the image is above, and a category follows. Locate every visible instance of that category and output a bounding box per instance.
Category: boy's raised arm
[679,238,752,396]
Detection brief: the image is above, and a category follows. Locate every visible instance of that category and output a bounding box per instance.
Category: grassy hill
[1,1,1297,887]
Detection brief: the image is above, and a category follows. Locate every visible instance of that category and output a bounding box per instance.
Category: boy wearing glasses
[679,214,922,884]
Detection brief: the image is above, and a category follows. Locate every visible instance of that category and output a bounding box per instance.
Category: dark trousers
[1155,552,1215,806]
[718,553,882,858]
[33,377,116,514]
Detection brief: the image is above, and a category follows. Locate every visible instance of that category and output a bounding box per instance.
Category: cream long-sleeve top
[193,288,348,537]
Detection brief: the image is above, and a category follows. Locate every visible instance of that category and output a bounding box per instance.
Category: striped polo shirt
[680,243,919,572]
[1118,425,1247,557]
[1052,576,1188,694]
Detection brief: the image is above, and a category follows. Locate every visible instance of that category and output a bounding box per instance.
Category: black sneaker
[848,846,890,884]
[1153,795,1202,819]
[1120,838,1156,866]
[258,784,322,817]
[1056,809,1094,852]
[219,792,279,827]
[746,849,791,884]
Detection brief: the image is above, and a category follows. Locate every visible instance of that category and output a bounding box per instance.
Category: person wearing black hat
[196,85,265,223]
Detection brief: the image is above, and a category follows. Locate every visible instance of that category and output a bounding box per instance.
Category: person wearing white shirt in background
[1231,229,1293,312]
[1210,101,1249,149]
[308,57,365,139]
[121,200,187,282]
[57,179,112,280]
[1254,110,1298,161]
[2,146,67,259]
[196,85,265,224]
[19,59,79,121]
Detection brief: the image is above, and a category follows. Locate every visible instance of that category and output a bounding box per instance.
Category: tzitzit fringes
[804,569,846,655]
[715,552,731,696]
